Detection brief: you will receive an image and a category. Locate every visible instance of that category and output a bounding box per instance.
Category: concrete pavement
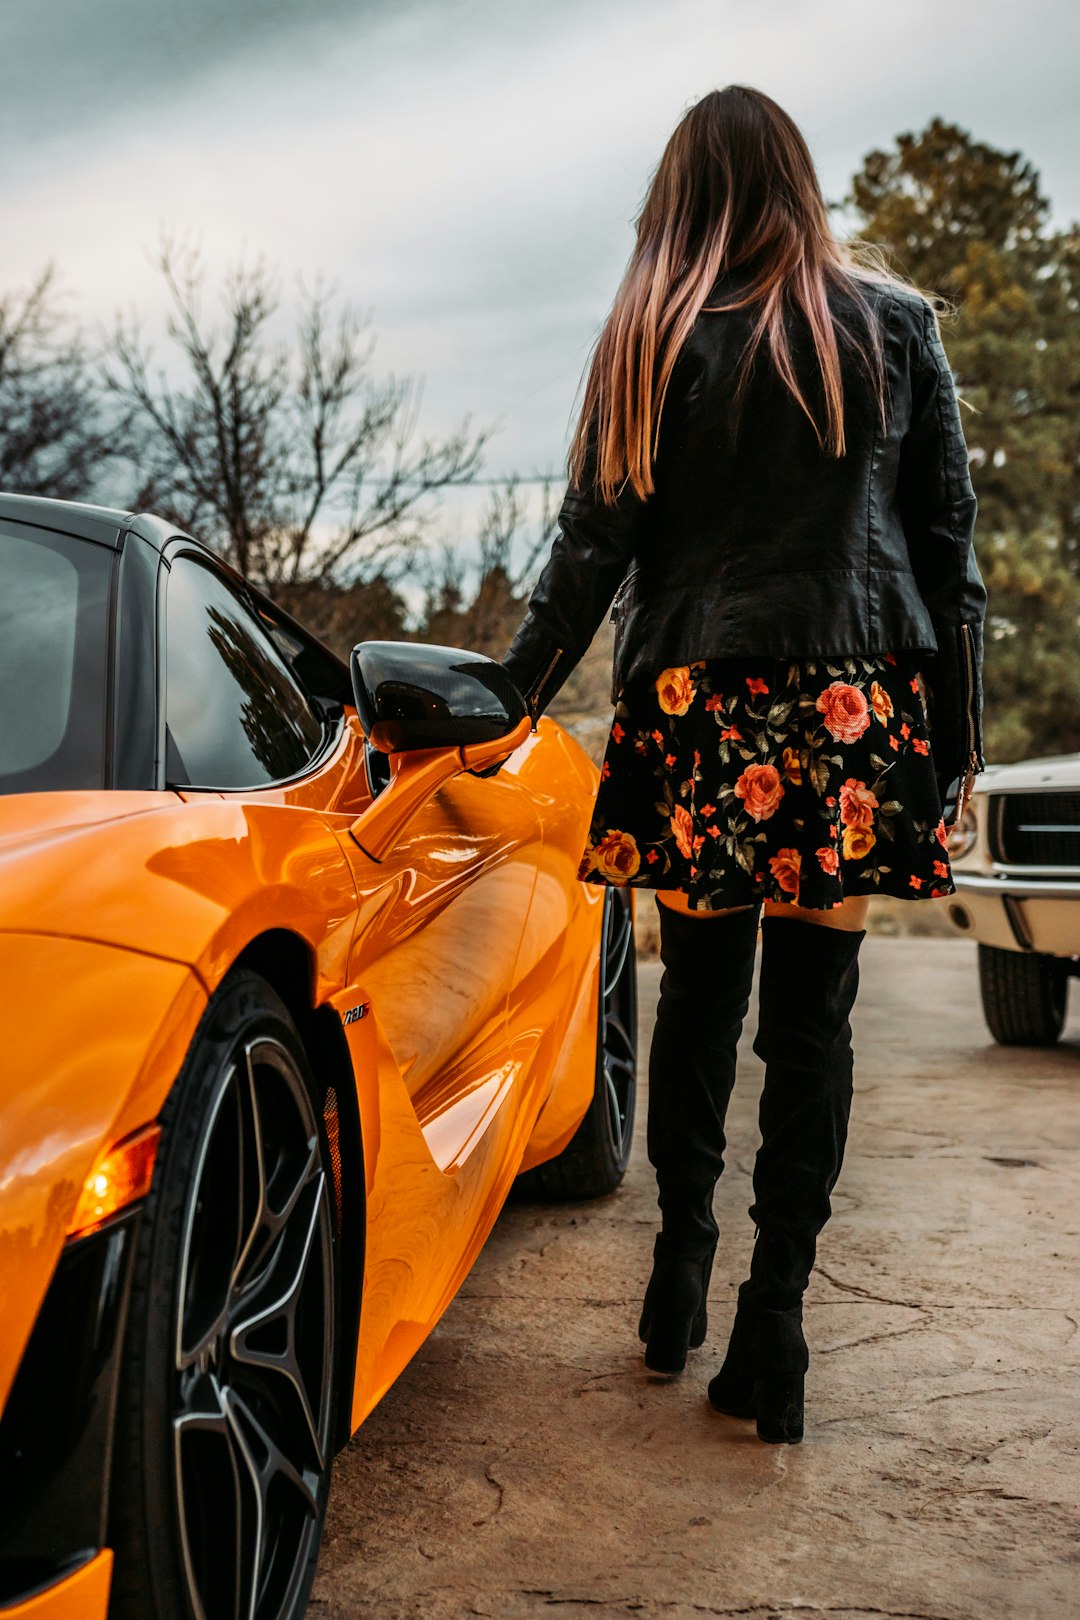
[312,937,1080,1620]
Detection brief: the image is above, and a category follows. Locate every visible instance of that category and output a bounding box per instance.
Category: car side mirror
[350,640,527,755]
[348,642,531,861]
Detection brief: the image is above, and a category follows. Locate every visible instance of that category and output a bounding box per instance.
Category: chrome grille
[991,791,1080,867]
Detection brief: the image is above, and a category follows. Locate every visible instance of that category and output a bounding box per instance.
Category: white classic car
[946,754,1080,1045]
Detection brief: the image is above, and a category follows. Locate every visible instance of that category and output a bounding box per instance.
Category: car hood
[977,754,1080,792]
[0,787,358,983]
[0,790,198,960]
[0,790,175,861]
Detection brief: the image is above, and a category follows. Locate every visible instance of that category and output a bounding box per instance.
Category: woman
[501,85,986,1444]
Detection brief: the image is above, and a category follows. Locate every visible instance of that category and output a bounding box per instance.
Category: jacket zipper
[527,644,564,721]
[958,621,981,774]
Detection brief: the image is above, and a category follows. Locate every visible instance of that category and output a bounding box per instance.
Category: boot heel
[752,1371,805,1443]
[639,1245,713,1374]
[709,1306,807,1436]
[751,1308,808,1443]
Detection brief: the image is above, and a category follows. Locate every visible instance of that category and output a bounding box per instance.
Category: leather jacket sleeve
[500,415,652,722]
[898,302,989,784]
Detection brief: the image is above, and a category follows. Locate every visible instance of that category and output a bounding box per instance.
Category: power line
[357,472,565,488]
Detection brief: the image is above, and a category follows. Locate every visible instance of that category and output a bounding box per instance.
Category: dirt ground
[311,936,1080,1620]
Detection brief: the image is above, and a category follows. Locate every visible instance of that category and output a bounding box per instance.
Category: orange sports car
[0,494,638,1620]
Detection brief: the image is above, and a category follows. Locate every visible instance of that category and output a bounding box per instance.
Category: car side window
[0,524,115,794]
[165,556,325,788]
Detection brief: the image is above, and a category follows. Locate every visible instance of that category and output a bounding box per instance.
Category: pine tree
[847,118,1080,761]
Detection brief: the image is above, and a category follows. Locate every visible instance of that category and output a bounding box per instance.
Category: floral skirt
[579,651,956,911]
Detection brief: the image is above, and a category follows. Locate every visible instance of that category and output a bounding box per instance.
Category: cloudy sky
[4,0,1078,546]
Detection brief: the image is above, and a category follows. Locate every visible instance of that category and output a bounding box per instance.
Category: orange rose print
[870,680,894,724]
[586,651,943,906]
[816,680,871,742]
[590,829,641,883]
[841,824,876,861]
[734,762,785,821]
[768,847,801,896]
[839,777,877,829]
[670,804,694,859]
[656,667,695,716]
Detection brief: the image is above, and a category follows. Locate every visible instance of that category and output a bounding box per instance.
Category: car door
[159,547,541,1142]
[340,763,541,1162]
[331,741,543,1416]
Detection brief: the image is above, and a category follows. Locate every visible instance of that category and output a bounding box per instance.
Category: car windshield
[0,523,115,794]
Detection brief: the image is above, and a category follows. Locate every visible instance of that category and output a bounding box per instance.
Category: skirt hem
[578,873,957,909]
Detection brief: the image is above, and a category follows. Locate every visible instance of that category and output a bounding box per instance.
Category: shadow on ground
[312,938,1080,1620]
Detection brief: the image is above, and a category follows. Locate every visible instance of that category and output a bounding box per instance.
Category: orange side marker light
[68,1123,162,1238]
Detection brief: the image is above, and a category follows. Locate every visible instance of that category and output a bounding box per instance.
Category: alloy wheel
[598,889,637,1171]
[171,1036,334,1620]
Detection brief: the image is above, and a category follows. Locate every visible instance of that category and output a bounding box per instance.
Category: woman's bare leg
[658,889,869,931]
[763,895,869,932]
[656,890,757,919]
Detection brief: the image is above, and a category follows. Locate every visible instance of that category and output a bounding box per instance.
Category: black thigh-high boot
[639,897,761,1373]
[708,915,865,1439]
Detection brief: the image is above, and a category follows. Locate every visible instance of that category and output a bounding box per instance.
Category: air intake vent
[323,1084,343,1232]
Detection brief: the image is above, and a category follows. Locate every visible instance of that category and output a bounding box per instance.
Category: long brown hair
[571,85,935,502]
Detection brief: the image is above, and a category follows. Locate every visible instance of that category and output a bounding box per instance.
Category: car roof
[0,491,351,695]
[0,492,133,546]
[0,491,189,553]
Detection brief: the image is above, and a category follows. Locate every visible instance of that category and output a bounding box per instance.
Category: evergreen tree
[847,118,1080,761]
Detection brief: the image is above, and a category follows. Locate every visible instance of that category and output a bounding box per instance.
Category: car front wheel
[978,942,1069,1046]
[110,971,337,1620]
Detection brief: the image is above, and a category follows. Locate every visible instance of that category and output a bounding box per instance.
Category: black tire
[109,970,338,1620]
[517,887,638,1200]
[978,943,1069,1046]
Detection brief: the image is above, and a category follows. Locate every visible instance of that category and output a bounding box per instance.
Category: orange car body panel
[329,723,604,1422]
[0,709,602,1444]
[0,932,201,1411]
[0,1551,112,1619]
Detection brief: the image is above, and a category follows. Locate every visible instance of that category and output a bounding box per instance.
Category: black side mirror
[350,641,528,754]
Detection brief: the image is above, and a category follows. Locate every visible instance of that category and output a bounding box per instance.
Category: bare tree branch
[102,241,490,589]
[0,265,125,497]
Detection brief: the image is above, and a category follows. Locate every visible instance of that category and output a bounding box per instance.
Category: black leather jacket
[502,268,988,786]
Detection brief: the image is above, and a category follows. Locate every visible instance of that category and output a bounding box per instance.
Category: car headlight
[946,800,978,861]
